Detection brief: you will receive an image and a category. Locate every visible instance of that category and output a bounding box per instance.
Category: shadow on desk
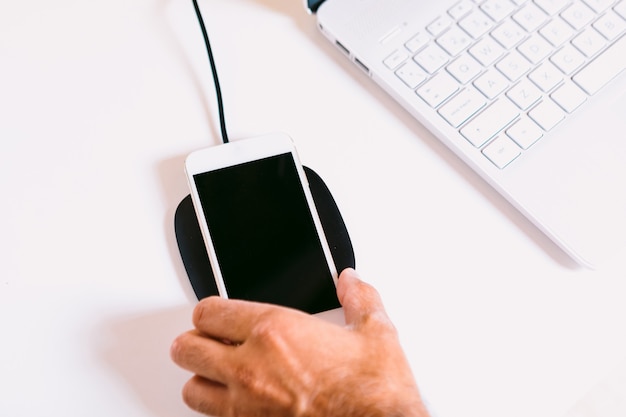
[97,306,202,417]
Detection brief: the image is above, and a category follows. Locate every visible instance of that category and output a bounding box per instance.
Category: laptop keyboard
[385,0,626,169]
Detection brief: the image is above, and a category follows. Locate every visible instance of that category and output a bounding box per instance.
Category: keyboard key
[529,61,563,91]
[506,78,543,109]
[437,26,473,55]
[417,72,459,107]
[496,51,532,80]
[593,11,626,41]
[540,17,575,46]
[573,33,626,94]
[414,43,450,73]
[513,3,548,32]
[474,69,510,98]
[534,0,570,15]
[518,34,553,63]
[448,0,475,19]
[550,44,586,74]
[395,61,428,88]
[461,98,520,146]
[571,27,608,57]
[615,1,626,20]
[460,10,494,39]
[405,32,430,53]
[581,0,613,13]
[428,16,453,37]
[384,50,409,70]
[550,81,587,113]
[469,37,505,65]
[529,99,565,130]
[491,19,527,49]
[480,0,516,22]
[482,135,521,168]
[447,53,483,83]
[561,2,595,30]
[506,117,544,148]
[439,87,488,127]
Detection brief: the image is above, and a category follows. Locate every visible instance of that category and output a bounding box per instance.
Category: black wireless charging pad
[174,166,356,301]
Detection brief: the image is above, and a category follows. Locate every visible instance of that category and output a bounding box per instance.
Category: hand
[170,268,430,417]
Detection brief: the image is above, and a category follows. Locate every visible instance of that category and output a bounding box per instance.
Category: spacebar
[573,35,626,95]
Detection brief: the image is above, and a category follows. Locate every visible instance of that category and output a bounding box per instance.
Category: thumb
[336,268,393,330]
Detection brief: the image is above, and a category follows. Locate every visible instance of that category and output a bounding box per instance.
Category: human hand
[170,268,430,417]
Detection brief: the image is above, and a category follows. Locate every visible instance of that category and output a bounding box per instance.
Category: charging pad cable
[191,0,229,144]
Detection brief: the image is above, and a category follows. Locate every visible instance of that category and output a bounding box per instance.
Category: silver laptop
[306,0,626,268]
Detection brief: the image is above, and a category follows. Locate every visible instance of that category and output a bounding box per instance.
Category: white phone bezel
[184,132,340,308]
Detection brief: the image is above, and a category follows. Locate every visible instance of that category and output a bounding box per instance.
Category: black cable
[192,0,229,144]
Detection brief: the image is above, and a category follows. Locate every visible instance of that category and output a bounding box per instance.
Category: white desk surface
[2,1,626,417]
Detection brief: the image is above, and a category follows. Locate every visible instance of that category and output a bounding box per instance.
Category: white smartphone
[185,132,344,323]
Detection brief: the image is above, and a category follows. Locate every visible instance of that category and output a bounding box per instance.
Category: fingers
[170,330,234,384]
[172,297,276,386]
[182,375,230,417]
[337,268,393,330]
[192,296,272,343]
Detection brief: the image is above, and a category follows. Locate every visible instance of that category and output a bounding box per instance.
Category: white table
[2,1,626,417]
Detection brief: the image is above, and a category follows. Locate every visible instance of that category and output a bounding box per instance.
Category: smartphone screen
[192,152,341,314]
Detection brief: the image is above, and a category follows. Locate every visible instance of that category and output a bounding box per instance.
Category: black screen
[193,153,340,314]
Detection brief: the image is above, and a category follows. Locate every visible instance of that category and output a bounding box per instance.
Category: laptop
[305,0,626,268]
